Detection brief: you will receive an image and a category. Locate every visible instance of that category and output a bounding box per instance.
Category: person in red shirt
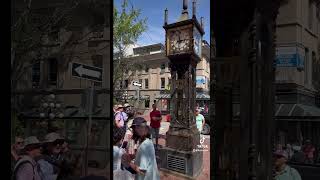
[150,104,162,149]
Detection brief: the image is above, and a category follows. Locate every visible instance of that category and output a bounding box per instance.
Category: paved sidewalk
[141,114,210,180]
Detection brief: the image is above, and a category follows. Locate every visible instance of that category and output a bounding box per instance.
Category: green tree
[113,0,147,100]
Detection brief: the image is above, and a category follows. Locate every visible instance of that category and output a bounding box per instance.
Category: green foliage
[113,0,147,54]
[113,0,147,92]
[11,111,25,140]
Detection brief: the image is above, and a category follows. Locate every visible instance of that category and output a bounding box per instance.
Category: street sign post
[132,81,142,103]
[72,63,103,82]
[71,62,103,176]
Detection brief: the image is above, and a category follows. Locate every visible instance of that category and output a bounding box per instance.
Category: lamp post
[39,94,64,132]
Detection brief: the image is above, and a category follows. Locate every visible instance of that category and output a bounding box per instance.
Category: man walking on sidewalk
[150,104,162,149]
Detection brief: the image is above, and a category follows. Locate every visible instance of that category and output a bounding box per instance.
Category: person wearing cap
[274,150,301,180]
[149,104,162,149]
[38,132,65,180]
[122,117,160,180]
[12,136,42,180]
[195,108,205,134]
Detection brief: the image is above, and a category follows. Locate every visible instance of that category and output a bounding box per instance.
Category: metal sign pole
[137,87,140,104]
[85,82,94,176]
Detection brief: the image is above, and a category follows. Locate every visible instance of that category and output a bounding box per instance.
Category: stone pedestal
[159,125,203,178]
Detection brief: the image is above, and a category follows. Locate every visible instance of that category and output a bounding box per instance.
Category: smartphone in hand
[139,169,147,175]
[121,141,128,149]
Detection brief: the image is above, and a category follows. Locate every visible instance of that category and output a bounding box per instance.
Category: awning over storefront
[188,103,320,121]
[275,104,320,121]
[156,93,210,100]
[126,95,150,100]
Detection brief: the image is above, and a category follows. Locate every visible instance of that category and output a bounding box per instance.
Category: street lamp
[39,93,64,132]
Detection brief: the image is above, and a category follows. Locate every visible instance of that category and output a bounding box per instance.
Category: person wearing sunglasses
[12,136,43,180]
[38,132,65,180]
[274,150,301,180]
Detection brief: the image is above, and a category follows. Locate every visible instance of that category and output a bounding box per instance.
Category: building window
[124,80,129,88]
[139,79,142,88]
[119,81,123,89]
[144,65,149,73]
[32,62,40,88]
[309,0,313,30]
[166,78,171,90]
[161,78,165,89]
[145,79,149,89]
[312,51,318,88]
[92,55,103,68]
[305,48,309,85]
[160,64,165,73]
[145,99,150,108]
[94,82,102,87]
[48,59,57,86]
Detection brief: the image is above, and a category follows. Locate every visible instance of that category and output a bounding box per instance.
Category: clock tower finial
[183,0,187,10]
[178,0,189,22]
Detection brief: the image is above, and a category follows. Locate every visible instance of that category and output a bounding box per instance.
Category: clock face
[193,27,202,57]
[169,28,190,54]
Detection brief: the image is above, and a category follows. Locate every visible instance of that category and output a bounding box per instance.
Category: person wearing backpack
[12,136,43,180]
[38,132,65,180]
[274,150,302,180]
[114,105,126,129]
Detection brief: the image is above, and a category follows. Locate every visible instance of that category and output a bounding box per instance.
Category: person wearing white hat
[114,104,126,128]
[273,150,301,180]
[38,132,65,180]
[12,136,42,180]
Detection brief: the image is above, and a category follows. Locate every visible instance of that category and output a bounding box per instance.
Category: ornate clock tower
[159,0,205,178]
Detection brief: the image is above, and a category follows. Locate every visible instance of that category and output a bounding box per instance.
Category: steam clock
[159,0,205,178]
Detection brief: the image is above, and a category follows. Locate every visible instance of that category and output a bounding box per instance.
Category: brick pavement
[141,114,210,180]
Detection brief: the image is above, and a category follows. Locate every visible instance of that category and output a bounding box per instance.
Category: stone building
[115,41,210,114]
[11,0,111,174]
[274,0,320,147]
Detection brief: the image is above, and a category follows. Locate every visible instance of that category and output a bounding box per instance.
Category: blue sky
[114,0,210,47]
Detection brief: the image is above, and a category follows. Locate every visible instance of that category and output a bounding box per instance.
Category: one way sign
[72,63,103,82]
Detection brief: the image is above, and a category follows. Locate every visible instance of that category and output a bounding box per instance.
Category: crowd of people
[11,132,110,180]
[273,139,320,180]
[112,102,208,180]
[277,139,320,165]
[113,103,160,180]
[11,132,83,180]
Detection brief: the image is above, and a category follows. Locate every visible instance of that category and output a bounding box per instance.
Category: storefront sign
[275,46,304,68]
[196,76,206,85]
